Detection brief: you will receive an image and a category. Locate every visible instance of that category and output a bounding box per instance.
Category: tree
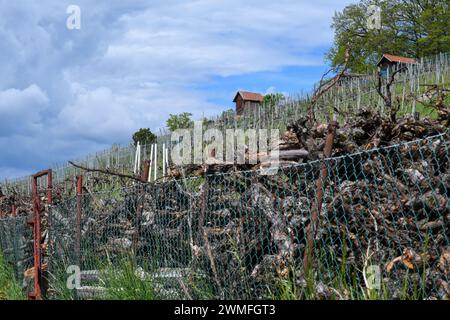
[263,93,285,107]
[132,128,156,146]
[327,0,449,72]
[166,112,194,131]
[416,4,450,56]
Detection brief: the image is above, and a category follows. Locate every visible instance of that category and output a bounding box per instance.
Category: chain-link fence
[0,216,33,287]
[43,132,449,300]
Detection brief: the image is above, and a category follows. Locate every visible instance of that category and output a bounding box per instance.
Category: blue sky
[0,0,354,179]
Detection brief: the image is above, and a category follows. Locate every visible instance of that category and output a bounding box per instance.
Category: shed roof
[233,91,264,103]
[377,54,417,66]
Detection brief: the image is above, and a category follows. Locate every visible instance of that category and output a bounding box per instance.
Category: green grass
[0,251,25,300]
[100,255,157,300]
[47,262,78,300]
[270,266,302,300]
[187,273,216,300]
[47,253,159,300]
[228,234,253,299]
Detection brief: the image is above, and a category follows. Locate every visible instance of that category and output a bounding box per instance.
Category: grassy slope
[0,252,25,300]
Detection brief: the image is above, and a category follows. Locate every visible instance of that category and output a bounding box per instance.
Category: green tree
[263,93,285,107]
[416,5,450,56]
[132,128,156,146]
[166,112,194,131]
[327,0,449,72]
[221,109,235,118]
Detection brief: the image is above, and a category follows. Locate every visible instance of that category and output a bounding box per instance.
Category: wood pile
[0,190,31,218]
[2,107,449,299]
[45,109,449,299]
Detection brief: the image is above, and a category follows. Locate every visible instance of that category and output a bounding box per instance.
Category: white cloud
[0,85,49,135]
[0,0,355,179]
[84,0,349,85]
[54,84,220,144]
[265,87,277,95]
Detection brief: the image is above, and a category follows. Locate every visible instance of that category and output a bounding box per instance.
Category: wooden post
[131,163,150,252]
[303,121,338,275]
[141,160,150,182]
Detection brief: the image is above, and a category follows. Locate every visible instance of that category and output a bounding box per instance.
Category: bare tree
[308,47,351,122]
[417,84,450,124]
[376,66,407,122]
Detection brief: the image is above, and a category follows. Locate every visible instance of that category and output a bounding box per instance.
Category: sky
[0,0,355,179]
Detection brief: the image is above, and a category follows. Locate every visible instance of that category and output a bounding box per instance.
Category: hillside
[0,53,449,301]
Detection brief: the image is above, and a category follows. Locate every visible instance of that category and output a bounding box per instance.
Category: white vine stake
[148,144,154,182]
[134,142,141,175]
[154,143,158,181]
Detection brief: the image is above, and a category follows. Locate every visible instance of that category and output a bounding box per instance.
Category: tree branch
[376,65,407,122]
[68,161,146,183]
[308,47,351,122]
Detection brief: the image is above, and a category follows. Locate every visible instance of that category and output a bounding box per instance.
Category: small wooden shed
[377,54,417,75]
[233,91,264,116]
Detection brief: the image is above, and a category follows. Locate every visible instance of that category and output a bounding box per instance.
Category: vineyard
[0,53,449,300]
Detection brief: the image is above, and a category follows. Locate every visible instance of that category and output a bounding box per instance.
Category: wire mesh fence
[0,216,33,287]
[42,132,449,300]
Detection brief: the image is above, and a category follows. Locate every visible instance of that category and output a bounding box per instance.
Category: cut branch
[68,161,146,183]
[308,47,351,122]
[376,66,407,122]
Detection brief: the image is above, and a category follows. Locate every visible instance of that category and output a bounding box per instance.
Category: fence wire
[0,133,448,300]
[0,216,33,288]
[40,132,449,300]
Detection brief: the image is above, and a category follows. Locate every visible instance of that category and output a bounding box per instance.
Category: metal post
[30,174,41,300]
[28,169,52,300]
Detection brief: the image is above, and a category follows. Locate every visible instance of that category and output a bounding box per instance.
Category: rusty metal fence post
[28,169,52,300]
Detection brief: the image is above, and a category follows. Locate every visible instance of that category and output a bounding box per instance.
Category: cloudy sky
[0,0,354,179]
